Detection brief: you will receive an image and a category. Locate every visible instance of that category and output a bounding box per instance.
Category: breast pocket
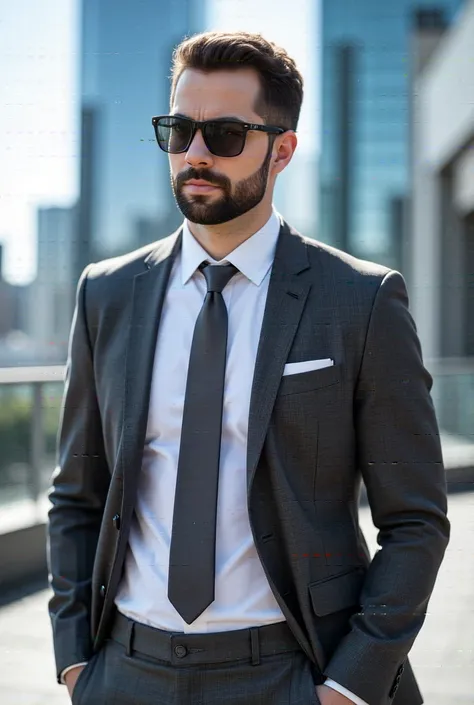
[278,363,342,396]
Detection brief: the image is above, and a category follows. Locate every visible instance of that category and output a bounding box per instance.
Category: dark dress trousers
[47,218,450,705]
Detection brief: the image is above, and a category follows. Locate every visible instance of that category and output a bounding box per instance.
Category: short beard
[171,139,274,225]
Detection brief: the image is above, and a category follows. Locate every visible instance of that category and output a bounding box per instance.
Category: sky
[0,0,320,285]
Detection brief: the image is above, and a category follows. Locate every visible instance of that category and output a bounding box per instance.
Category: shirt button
[174,644,187,658]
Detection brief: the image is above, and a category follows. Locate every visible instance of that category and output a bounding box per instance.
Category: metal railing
[426,358,474,440]
[0,366,65,514]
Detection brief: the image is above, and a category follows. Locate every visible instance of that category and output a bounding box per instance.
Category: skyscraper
[29,206,76,362]
[318,0,464,271]
[75,0,206,282]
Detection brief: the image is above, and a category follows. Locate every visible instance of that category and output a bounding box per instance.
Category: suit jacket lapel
[120,228,182,521]
[246,220,311,493]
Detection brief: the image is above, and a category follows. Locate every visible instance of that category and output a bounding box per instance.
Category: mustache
[176,169,229,190]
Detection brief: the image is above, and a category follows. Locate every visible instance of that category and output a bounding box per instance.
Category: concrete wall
[0,524,48,594]
[453,145,474,216]
[411,0,474,360]
[418,0,474,170]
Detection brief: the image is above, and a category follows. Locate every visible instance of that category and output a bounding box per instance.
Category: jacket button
[389,680,400,698]
[100,585,106,598]
[113,513,121,530]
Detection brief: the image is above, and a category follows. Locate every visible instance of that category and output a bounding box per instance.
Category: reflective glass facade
[319,0,464,269]
[76,0,206,277]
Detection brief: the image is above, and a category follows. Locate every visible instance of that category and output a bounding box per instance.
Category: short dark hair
[169,31,304,132]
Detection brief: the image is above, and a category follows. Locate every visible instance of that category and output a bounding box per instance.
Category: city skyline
[0,0,319,286]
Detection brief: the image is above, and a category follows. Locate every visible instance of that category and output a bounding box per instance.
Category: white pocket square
[283,358,334,376]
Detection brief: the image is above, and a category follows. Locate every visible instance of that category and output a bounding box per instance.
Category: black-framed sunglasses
[152,115,287,158]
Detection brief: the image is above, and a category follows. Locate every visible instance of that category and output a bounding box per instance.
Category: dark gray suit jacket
[47,218,450,705]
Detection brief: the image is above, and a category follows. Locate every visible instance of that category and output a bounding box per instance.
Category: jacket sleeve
[46,263,111,684]
[323,270,450,704]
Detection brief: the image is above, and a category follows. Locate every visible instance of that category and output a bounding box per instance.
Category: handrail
[0,366,66,385]
[0,359,472,385]
[425,358,474,376]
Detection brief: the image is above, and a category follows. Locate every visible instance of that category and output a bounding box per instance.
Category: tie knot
[200,262,239,293]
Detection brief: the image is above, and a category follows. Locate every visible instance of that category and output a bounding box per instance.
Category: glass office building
[75,0,206,280]
[318,0,464,271]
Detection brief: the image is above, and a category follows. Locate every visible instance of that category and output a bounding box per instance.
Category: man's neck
[186,204,273,261]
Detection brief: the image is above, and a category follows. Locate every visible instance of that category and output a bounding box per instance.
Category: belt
[110,610,303,667]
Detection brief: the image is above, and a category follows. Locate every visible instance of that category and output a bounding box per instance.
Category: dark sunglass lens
[156,117,191,153]
[205,121,246,156]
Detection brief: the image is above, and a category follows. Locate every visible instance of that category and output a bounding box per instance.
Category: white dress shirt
[62,207,368,705]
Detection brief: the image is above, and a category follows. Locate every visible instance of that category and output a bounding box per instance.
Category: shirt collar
[180,207,282,287]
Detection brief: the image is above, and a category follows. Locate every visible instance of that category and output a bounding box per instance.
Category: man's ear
[273,131,297,174]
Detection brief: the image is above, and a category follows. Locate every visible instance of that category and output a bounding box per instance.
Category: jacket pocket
[308,567,366,617]
[278,363,342,396]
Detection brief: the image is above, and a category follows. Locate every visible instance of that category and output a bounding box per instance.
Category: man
[47,31,450,705]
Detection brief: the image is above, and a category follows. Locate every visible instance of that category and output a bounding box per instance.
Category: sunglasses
[152,115,287,158]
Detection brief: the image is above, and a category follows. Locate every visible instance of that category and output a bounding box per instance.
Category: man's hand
[64,665,86,700]
[316,683,357,704]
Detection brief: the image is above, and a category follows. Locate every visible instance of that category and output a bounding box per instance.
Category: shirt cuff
[59,662,89,684]
[324,678,370,705]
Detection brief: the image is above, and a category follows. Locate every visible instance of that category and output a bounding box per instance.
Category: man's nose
[185,128,213,166]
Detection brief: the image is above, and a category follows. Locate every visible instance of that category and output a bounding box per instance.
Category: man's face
[169,68,279,225]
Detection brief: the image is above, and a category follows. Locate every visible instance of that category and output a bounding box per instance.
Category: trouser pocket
[71,649,102,705]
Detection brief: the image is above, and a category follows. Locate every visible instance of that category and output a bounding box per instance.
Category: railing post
[29,382,44,504]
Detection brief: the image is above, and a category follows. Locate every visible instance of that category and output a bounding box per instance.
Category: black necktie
[167,261,239,623]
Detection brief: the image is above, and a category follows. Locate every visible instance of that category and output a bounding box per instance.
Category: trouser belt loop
[250,627,260,666]
[125,620,135,657]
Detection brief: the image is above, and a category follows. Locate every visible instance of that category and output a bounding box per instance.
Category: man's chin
[176,201,231,225]
[184,213,236,226]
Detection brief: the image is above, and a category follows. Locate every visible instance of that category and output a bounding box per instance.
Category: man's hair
[169,31,304,132]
